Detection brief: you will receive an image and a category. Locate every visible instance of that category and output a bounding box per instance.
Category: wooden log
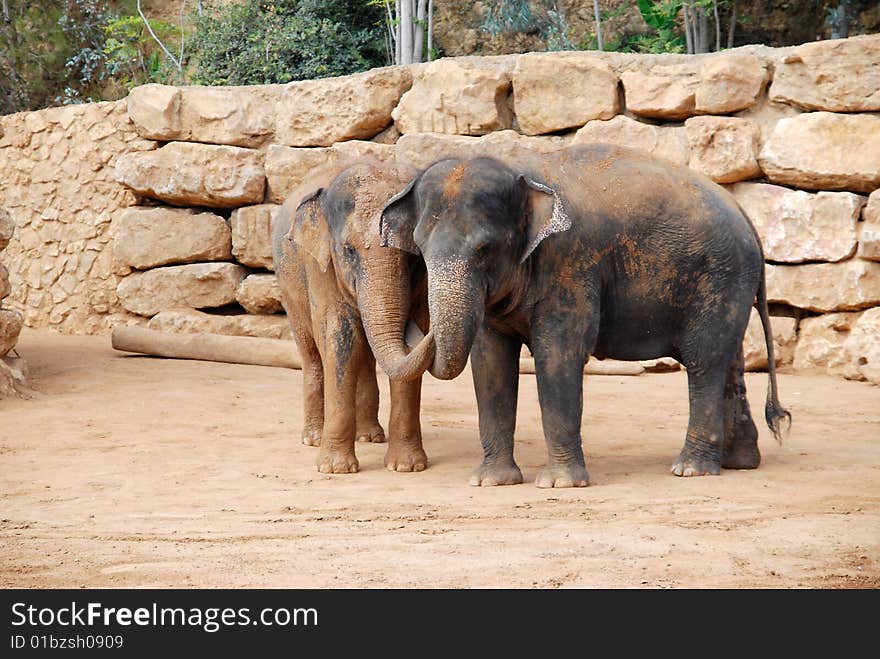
[518,357,644,376]
[111,326,301,369]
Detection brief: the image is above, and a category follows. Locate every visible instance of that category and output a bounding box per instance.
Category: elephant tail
[755,267,792,443]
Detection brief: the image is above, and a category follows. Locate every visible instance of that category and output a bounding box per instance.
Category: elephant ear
[293,188,331,271]
[379,177,420,255]
[519,176,572,264]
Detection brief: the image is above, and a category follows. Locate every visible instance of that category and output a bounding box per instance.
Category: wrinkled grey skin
[380,144,790,487]
[272,159,435,475]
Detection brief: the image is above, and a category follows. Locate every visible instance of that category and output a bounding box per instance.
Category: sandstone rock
[622,53,769,120]
[0,206,14,251]
[0,354,30,398]
[758,112,880,193]
[113,207,232,269]
[0,264,9,299]
[572,115,688,166]
[843,307,880,384]
[793,312,863,375]
[116,262,248,316]
[685,116,761,183]
[733,95,803,147]
[230,204,279,270]
[858,223,880,262]
[149,308,291,340]
[264,142,394,204]
[394,130,569,170]
[127,84,280,147]
[694,52,767,114]
[276,66,411,146]
[114,142,265,208]
[392,58,514,135]
[742,308,797,371]
[864,190,880,224]
[765,260,880,312]
[729,183,863,263]
[235,274,282,315]
[0,308,23,357]
[769,34,880,112]
[513,52,618,135]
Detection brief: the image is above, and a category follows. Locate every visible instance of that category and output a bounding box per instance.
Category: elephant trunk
[426,258,484,381]
[358,253,434,382]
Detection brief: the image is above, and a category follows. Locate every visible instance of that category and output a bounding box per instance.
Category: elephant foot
[301,426,322,447]
[722,441,761,470]
[535,463,589,489]
[356,422,386,444]
[468,460,523,487]
[671,450,722,477]
[317,448,359,474]
[384,442,428,472]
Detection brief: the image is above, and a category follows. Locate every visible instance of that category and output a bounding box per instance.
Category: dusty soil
[1,328,878,589]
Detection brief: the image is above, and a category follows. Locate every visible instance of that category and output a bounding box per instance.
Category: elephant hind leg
[355,351,386,444]
[721,347,760,470]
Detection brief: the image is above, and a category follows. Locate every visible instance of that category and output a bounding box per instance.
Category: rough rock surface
[765,261,880,312]
[769,34,880,112]
[741,309,797,371]
[230,205,279,270]
[729,183,863,263]
[148,308,291,340]
[694,52,768,114]
[794,312,863,375]
[235,274,282,315]
[758,112,880,193]
[394,130,569,170]
[117,263,248,317]
[0,206,14,252]
[843,307,880,385]
[572,115,688,165]
[113,207,232,270]
[513,52,618,135]
[0,308,23,357]
[114,142,265,208]
[685,116,761,183]
[276,67,412,146]
[392,57,514,135]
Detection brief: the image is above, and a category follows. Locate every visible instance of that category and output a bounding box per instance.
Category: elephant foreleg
[355,352,386,444]
[384,377,428,472]
[469,326,524,486]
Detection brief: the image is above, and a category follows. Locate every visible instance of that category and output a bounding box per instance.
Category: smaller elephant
[272,158,435,474]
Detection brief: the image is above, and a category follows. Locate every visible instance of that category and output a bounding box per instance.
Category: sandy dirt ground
[1,328,878,589]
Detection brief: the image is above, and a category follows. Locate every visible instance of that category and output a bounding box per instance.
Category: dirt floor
[1,328,878,589]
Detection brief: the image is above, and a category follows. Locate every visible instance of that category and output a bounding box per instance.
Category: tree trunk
[399,0,413,64]
[682,2,694,54]
[727,1,737,49]
[413,0,426,63]
[593,0,603,51]
[713,0,721,51]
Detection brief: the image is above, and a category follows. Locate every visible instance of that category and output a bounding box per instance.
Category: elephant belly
[592,297,682,361]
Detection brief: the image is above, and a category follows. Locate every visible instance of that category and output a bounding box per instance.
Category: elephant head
[290,159,435,381]
[380,157,571,380]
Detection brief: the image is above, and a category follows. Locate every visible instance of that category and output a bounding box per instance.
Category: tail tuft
[765,398,792,444]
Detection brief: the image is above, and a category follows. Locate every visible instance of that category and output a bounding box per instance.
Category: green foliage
[102,14,181,92]
[632,0,685,53]
[188,0,386,86]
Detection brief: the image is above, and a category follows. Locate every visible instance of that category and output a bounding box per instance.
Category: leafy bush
[188,0,386,86]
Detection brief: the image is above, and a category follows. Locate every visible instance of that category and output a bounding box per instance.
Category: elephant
[272,158,435,474]
[379,143,791,488]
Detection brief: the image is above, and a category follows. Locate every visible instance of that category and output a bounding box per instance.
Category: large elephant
[272,158,435,474]
[380,144,791,487]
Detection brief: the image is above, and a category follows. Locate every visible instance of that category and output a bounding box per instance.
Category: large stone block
[230,204,279,270]
[513,52,618,135]
[0,308,23,357]
[621,53,765,120]
[235,274,282,315]
[572,115,688,166]
[117,262,248,316]
[758,112,880,193]
[114,142,265,208]
[394,130,569,170]
[127,84,279,147]
[392,58,514,136]
[742,308,797,371]
[729,183,864,263]
[769,34,880,112]
[843,307,880,384]
[793,312,863,375]
[0,264,10,300]
[0,206,14,251]
[113,207,232,269]
[149,308,291,340]
[264,142,394,204]
[865,190,880,224]
[276,66,411,147]
[858,224,880,262]
[766,260,880,312]
[685,116,761,183]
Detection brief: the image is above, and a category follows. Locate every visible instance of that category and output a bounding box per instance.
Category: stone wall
[1,34,878,383]
[0,205,27,396]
